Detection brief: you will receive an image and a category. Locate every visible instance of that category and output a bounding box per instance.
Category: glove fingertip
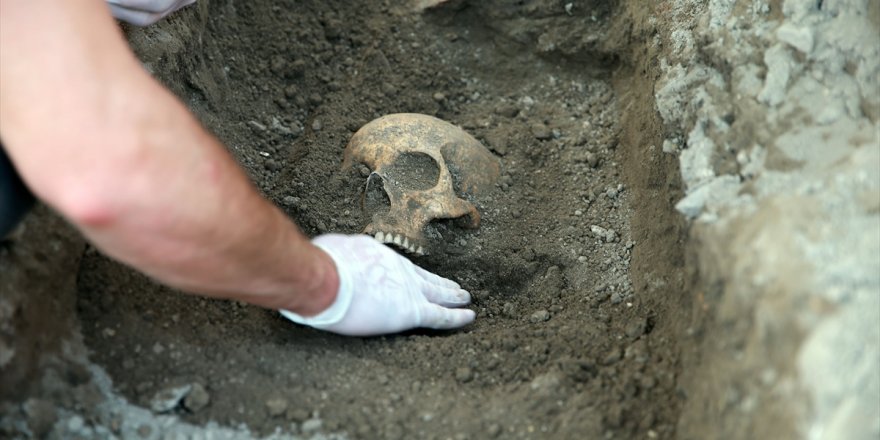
[420,304,476,330]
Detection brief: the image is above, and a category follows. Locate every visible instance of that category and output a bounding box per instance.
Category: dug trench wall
[1,1,878,439]
[649,1,880,439]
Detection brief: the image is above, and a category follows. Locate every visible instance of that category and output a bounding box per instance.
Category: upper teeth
[372,231,426,256]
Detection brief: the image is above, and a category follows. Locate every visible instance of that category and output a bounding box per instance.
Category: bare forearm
[0,0,336,313]
[73,91,338,313]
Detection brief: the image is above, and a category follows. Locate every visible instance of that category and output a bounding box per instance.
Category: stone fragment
[183,383,210,412]
[529,310,551,323]
[266,397,289,417]
[530,123,552,140]
[502,302,517,318]
[494,104,519,118]
[149,384,191,413]
[24,398,57,438]
[301,418,323,433]
[776,22,813,54]
[758,43,794,107]
[455,367,474,383]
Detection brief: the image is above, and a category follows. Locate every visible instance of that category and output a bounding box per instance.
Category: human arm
[0,0,332,313]
[0,0,476,334]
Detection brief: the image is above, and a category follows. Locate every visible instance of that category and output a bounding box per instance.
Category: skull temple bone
[343,113,501,255]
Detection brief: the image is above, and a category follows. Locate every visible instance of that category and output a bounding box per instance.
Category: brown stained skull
[343,113,501,255]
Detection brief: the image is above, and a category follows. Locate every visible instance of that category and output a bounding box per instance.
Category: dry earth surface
[1,1,877,440]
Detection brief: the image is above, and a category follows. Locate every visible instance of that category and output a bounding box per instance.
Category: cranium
[343,113,501,255]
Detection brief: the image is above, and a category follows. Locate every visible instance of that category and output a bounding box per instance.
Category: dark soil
[76,1,688,439]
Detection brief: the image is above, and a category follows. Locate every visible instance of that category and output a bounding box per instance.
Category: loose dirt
[70,1,688,439]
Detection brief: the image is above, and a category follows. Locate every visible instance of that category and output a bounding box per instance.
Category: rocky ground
[1,1,877,439]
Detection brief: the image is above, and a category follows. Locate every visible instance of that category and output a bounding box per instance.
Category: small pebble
[530,310,551,323]
[530,123,552,140]
[625,317,647,338]
[184,383,210,412]
[455,367,474,383]
[433,92,446,102]
[266,397,289,417]
[311,119,323,131]
[248,120,267,131]
[301,418,323,433]
[494,104,519,118]
[149,384,191,413]
[578,256,588,263]
[264,159,281,171]
[502,302,516,318]
[286,407,310,422]
[487,423,502,437]
[574,209,583,216]
[381,83,397,96]
[602,348,623,365]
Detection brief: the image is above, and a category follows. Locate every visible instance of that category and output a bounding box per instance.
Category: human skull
[343,113,500,255]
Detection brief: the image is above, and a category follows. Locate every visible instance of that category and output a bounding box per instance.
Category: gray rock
[586,152,599,168]
[301,418,323,433]
[675,175,741,220]
[24,398,57,438]
[530,123,552,140]
[183,383,210,412]
[758,43,794,107]
[286,407,310,422]
[776,22,813,54]
[502,302,517,318]
[248,120,267,132]
[602,348,622,366]
[149,384,191,413]
[625,318,648,338]
[529,310,551,323]
[265,397,289,417]
[494,104,519,118]
[455,367,474,383]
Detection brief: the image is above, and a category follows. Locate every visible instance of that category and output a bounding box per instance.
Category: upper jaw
[366,229,427,256]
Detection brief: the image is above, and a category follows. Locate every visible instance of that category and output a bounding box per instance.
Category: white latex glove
[106,0,196,26]
[280,234,476,336]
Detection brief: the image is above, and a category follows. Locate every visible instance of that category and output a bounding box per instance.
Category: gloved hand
[280,234,476,336]
[106,0,196,26]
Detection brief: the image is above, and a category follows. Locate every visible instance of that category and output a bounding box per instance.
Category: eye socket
[383,152,440,191]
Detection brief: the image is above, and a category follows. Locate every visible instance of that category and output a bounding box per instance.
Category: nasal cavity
[383,152,441,191]
[364,172,391,215]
